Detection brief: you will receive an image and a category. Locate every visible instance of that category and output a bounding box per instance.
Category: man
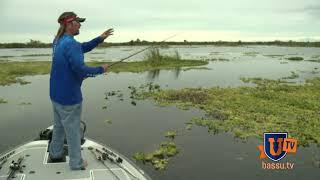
[49,11,113,170]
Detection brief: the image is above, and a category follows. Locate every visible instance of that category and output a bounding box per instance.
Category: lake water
[1,45,320,179]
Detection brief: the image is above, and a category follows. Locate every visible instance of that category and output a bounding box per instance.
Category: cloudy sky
[1,0,319,43]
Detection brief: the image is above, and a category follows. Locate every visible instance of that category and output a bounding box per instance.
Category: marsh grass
[140,77,320,146]
[287,57,304,61]
[143,48,181,66]
[0,56,207,86]
[0,61,50,86]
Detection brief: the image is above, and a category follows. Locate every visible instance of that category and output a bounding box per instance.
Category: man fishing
[49,11,113,170]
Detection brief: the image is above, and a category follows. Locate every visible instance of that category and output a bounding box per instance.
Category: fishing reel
[9,161,21,171]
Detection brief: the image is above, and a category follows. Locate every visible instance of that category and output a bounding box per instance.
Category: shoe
[48,155,66,163]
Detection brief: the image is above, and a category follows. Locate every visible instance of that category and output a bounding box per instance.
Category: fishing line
[108,33,181,68]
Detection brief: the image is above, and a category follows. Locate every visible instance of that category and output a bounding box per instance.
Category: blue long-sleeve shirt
[50,34,104,105]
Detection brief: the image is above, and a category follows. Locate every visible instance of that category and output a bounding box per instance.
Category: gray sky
[1,0,319,43]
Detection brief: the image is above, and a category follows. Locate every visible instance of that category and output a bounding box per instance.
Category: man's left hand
[100,28,114,40]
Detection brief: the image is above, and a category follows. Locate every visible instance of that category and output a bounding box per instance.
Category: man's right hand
[102,64,109,73]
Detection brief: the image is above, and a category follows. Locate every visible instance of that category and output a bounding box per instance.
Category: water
[1,46,320,179]
[1,45,320,62]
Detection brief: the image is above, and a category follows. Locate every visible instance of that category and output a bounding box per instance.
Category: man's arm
[81,37,104,53]
[81,28,114,53]
[67,42,105,79]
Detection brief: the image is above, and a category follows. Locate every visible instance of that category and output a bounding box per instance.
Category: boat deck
[0,140,149,180]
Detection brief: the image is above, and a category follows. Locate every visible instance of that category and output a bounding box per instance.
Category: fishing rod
[108,33,180,68]
[90,149,121,180]
[98,147,139,180]
[7,156,24,180]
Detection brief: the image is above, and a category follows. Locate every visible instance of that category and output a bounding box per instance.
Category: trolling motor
[38,121,87,145]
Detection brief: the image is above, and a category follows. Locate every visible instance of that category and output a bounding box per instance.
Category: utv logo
[258,132,297,170]
[258,132,297,161]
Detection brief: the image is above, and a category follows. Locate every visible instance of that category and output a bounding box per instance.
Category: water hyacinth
[0,98,8,104]
[138,77,320,146]
[164,130,177,140]
[133,140,179,170]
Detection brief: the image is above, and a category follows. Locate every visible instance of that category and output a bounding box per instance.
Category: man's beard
[74,30,80,35]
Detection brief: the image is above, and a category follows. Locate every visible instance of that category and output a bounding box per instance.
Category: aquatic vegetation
[307,59,320,63]
[102,83,162,109]
[209,52,222,55]
[308,55,320,62]
[0,98,8,104]
[0,58,207,86]
[182,67,212,71]
[19,102,32,105]
[131,101,137,106]
[164,130,177,139]
[239,77,290,85]
[0,61,49,86]
[129,82,162,100]
[243,52,259,57]
[2,40,320,48]
[282,71,299,79]
[143,48,182,66]
[0,56,15,58]
[263,54,285,58]
[133,141,179,170]
[104,120,112,124]
[185,122,193,130]
[207,58,230,61]
[286,57,304,61]
[139,77,320,146]
[21,54,50,57]
[159,44,170,49]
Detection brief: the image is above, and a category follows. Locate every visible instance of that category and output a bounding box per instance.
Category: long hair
[54,24,66,42]
[54,11,76,42]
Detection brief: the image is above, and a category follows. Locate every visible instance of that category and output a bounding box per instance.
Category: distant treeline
[1,39,320,48]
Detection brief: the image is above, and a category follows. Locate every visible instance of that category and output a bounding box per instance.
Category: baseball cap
[58,12,85,24]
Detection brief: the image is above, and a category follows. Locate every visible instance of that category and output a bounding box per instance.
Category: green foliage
[0,61,49,86]
[0,59,207,86]
[133,141,179,170]
[2,40,320,48]
[143,48,182,66]
[141,77,320,146]
[287,57,304,61]
[0,98,8,104]
[164,131,177,139]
